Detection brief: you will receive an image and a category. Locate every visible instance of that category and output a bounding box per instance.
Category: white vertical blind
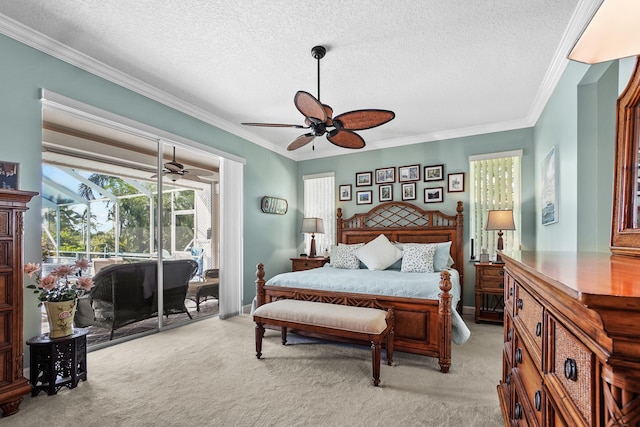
[303,173,335,256]
[469,153,521,258]
[218,158,243,319]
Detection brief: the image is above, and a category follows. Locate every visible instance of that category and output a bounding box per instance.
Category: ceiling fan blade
[183,168,215,177]
[241,122,307,128]
[333,109,395,131]
[294,91,327,123]
[287,133,316,151]
[327,129,366,149]
[164,162,182,172]
[322,104,333,126]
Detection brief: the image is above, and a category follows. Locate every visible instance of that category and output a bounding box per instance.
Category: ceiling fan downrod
[311,45,326,102]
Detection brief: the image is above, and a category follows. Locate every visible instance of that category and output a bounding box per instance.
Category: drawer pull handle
[509,287,513,296]
[535,322,542,337]
[534,390,542,411]
[517,298,523,310]
[505,373,511,385]
[515,348,522,364]
[499,270,504,276]
[507,328,513,341]
[515,403,523,419]
[500,282,504,288]
[564,358,578,381]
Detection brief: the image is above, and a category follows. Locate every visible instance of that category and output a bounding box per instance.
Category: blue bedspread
[266,265,470,344]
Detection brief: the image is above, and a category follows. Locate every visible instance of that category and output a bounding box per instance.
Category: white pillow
[355,234,403,271]
[401,244,437,273]
[332,243,365,269]
[400,241,454,271]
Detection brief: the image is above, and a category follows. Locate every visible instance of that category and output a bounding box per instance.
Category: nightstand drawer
[291,257,329,272]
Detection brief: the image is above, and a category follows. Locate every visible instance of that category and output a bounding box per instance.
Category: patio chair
[186,268,219,312]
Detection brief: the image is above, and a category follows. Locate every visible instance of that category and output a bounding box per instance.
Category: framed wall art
[379,184,393,202]
[399,164,420,182]
[424,187,443,203]
[356,171,372,187]
[356,190,373,205]
[375,167,395,184]
[424,164,444,182]
[447,172,465,192]
[0,162,18,190]
[401,182,416,201]
[261,196,288,215]
[339,184,352,201]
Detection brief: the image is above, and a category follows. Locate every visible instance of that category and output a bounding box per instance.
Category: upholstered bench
[253,299,394,386]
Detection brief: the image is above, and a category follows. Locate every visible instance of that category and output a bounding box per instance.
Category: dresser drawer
[547,317,595,426]
[514,285,544,362]
[290,257,329,271]
[478,265,505,291]
[514,331,544,426]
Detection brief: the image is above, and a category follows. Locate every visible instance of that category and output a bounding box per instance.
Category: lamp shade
[300,217,324,234]
[568,0,640,64]
[485,210,516,231]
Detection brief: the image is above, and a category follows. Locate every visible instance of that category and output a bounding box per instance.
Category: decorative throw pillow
[332,243,365,269]
[401,243,437,273]
[355,234,403,270]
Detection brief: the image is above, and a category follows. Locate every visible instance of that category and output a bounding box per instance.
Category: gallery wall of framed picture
[338,163,466,206]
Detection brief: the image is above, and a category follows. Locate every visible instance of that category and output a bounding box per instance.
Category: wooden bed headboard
[337,200,464,279]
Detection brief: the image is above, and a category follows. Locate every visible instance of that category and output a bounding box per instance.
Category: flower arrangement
[24,259,94,306]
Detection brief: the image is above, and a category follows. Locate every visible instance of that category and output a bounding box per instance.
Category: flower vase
[44,300,77,338]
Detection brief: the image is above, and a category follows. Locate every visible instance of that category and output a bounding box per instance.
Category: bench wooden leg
[255,322,264,359]
[281,326,288,345]
[386,328,394,366]
[371,340,382,386]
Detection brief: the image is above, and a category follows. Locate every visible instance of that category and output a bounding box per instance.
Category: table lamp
[301,217,324,258]
[485,210,515,264]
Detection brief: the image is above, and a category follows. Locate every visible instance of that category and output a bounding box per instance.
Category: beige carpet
[12,314,503,426]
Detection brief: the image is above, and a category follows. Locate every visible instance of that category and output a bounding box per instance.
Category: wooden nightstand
[290,257,330,272]
[474,262,505,324]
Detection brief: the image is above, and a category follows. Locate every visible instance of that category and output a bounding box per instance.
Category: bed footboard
[255,263,453,372]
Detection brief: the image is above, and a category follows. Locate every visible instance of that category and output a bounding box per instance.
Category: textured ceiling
[0,1,601,160]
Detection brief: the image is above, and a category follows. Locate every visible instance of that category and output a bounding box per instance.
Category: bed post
[256,263,265,307]
[438,269,452,373]
[336,207,343,243]
[455,201,464,313]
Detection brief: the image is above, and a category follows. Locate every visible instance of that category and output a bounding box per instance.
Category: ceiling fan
[152,147,214,182]
[242,45,395,151]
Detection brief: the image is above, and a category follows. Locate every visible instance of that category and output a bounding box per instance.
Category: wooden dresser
[0,190,37,416]
[498,252,640,426]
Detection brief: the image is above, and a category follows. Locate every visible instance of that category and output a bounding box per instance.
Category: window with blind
[469,150,522,259]
[303,173,335,256]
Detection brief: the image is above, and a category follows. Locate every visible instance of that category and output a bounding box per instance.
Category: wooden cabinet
[474,262,505,323]
[498,251,640,426]
[290,257,330,272]
[0,190,37,417]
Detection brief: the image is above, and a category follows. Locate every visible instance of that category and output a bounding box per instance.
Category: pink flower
[59,311,71,320]
[52,265,75,277]
[77,276,94,290]
[24,263,41,278]
[75,259,89,270]
[40,275,58,291]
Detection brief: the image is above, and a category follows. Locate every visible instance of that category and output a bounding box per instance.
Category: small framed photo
[339,184,352,201]
[447,173,465,192]
[356,171,372,187]
[424,164,444,182]
[399,164,420,182]
[401,182,416,201]
[0,161,18,190]
[356,190,373,205]
[424,187,444,203]
[375,167,395,184]
[379,184,393,202]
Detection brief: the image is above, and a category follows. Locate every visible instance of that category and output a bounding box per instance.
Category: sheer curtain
[469,150,522,259]
[303,173,335,256]
[218,157,243,319]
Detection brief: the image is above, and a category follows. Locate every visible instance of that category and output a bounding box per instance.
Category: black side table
[26,328,88,396]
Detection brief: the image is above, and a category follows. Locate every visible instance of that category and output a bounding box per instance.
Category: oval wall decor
[261,196,288,215]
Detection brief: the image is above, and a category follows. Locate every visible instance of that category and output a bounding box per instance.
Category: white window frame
[303,172,335,257]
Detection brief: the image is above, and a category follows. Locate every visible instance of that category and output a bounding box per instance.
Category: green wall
[298,128,536,307]
[0,34,299,350]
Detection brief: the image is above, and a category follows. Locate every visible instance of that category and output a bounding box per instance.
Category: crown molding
[0,13,292,160]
